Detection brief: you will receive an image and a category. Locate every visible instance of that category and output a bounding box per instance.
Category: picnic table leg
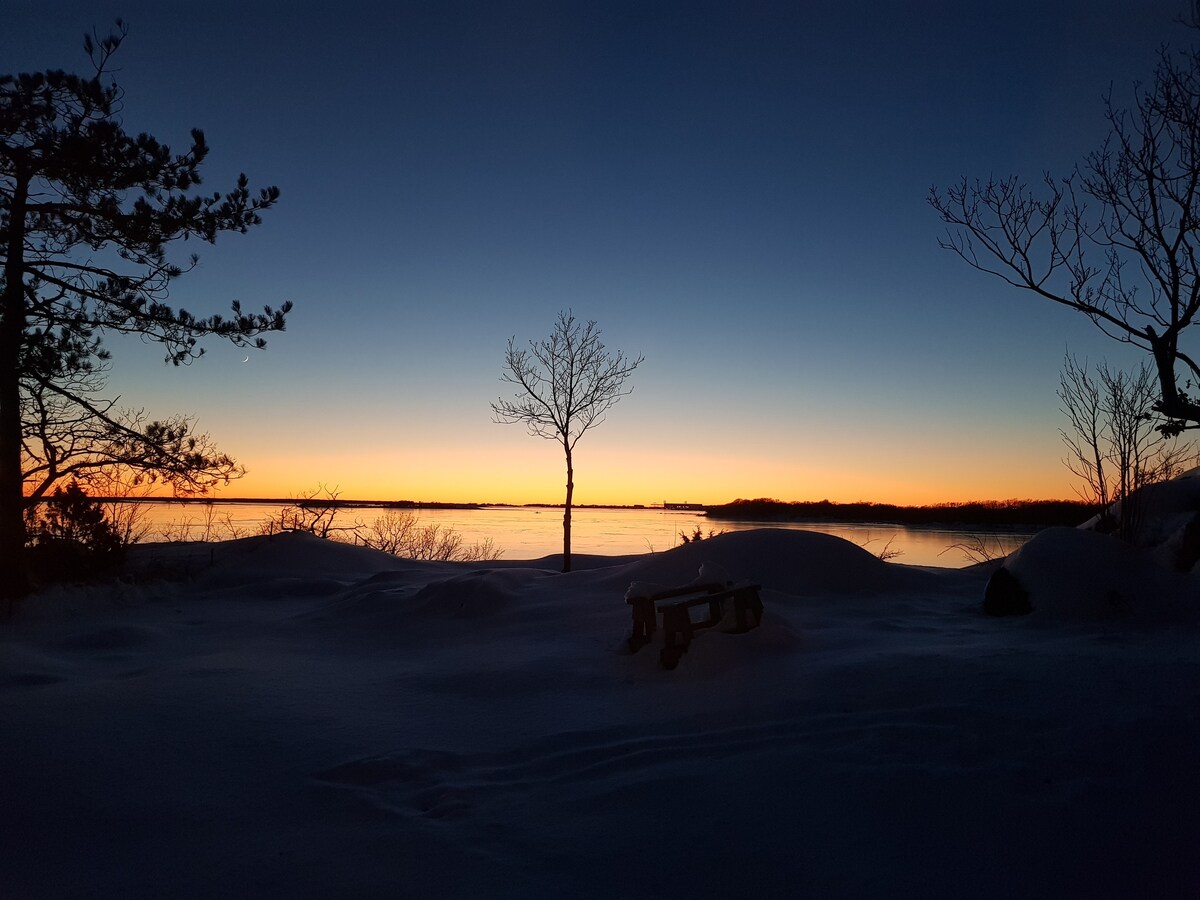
[627,597,656,652]
[706,596,723,628]
[659,606,694,669]
[730,587,764,632]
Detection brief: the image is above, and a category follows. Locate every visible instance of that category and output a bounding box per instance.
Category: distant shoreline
[89,496,1092,528]
[99,498,658,511]
[703,498,1092,529]
[108,497,489,510]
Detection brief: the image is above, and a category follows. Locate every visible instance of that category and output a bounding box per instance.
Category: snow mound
[142,531,405,585]
[308,566,557,631]
[410,568,553,619]
[602,528,929,596]
[1082,466,1200,570]
[1004,527,1192,621]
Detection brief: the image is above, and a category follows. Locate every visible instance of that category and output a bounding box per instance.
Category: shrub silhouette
[679,526,724,543]
[26,483,125,583]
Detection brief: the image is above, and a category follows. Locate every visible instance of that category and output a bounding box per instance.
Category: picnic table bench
[625,580,764,669]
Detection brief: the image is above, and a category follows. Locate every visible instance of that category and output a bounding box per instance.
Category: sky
[3,0,1192,506]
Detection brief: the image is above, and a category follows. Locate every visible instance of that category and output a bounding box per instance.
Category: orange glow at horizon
[126,442,1081,507]
[29,402,1082,507]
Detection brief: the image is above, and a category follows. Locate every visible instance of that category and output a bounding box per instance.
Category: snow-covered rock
[1000,526,1192,621]
[1082,466,1200,572]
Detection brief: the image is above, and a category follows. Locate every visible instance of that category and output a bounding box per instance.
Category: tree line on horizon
[704,498,1096,528]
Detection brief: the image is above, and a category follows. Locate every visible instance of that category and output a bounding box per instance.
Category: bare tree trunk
[492,313,642,572]
[562,444,573,573]
[0,177,29,599]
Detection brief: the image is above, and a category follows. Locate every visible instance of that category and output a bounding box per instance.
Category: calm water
[120,502,1033,568]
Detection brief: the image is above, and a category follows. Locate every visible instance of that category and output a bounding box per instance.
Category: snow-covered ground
[1,522,1197,898]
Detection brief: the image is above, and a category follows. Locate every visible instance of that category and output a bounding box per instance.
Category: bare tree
[929,7,1200,434]
[491,311,642,572]
[1058,354,1198,538]
[1059,355,1113,516]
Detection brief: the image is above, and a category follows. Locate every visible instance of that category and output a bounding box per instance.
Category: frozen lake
[117,501,1036,567]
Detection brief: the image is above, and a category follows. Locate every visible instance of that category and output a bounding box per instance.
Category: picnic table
[625,580,763,669]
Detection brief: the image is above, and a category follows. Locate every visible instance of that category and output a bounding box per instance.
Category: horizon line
[81,495,1091,510]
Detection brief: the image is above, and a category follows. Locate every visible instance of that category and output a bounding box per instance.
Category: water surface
[119,502,1033,567]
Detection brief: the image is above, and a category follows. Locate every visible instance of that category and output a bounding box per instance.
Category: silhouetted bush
[25,483,126,583]
[260,487,504,562]
[260,485,356,539]
[359,510,503,562]
[679,526,724,543]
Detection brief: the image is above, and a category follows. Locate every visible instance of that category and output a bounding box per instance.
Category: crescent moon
[241,356,250,363]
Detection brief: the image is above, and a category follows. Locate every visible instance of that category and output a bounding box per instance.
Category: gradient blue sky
[4,1,1189,504]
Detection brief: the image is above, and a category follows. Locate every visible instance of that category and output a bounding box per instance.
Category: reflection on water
[120,502,1035,568]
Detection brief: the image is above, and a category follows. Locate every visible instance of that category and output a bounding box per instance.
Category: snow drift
[1,518,1197,898]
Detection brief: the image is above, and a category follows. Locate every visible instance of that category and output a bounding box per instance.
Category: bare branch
[1058,353,1199,538]
[930,24,1200,428]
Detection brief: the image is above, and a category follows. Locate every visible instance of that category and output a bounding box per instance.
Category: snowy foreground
[2,527,1198,898]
